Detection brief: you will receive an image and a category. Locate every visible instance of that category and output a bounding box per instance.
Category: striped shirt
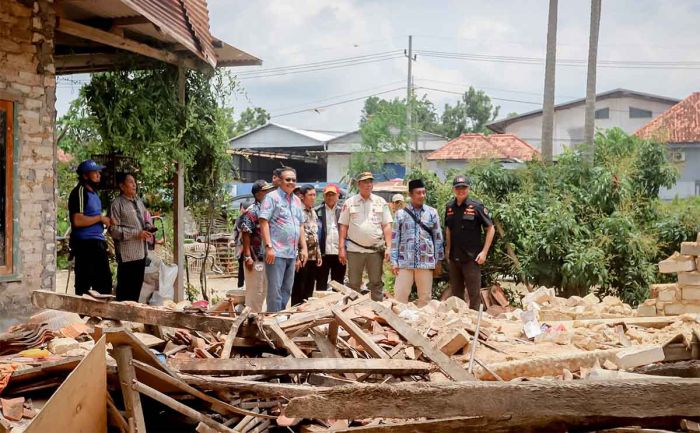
[109,195,149,263]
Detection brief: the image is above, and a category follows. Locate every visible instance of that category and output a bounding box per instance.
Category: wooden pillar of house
[173,65,186,301]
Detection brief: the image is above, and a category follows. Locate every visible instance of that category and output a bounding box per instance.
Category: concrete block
[613,345,664,369]
[658,253,696,273]
[435,329,471,356]
[679,271,700,286]
[664,302,700,316]
[650,283,676,299]
[636,299,657,317]
[47,337,79,355]
[657,284,679,302]
[680,242,700,256]
[681,286,700,301]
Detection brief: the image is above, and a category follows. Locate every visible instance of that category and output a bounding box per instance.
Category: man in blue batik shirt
[390,179,444,307]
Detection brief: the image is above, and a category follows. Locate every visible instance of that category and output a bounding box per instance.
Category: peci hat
[452,175,470,187]
[76,159,106,174]
[323,184,340,195]
[391,193,405,203]
[356,171,374,182]
[408,179,425,192]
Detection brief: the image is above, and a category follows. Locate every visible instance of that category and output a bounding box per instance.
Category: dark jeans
[449,259,482,310]
[73,238,112,296]
[315,254,346,291]
[291,261,318,306]
[116,258,147,302]
[237,256,245,288]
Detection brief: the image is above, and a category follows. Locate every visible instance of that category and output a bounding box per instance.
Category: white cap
[391,193,405,203]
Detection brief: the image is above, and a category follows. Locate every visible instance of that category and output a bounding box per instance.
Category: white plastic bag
[158,262,178,301]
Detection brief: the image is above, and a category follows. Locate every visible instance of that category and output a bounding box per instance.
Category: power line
[236,50,403,75]
[271,87,405,118]
[416,86,541,105]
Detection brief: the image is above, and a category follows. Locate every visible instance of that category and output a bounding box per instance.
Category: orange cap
[323,184,340,195]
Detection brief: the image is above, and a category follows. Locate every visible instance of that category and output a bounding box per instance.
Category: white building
[325,130,447,182]
[487,89,679,155]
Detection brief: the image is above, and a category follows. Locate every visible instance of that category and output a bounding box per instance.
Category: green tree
[360,95,440,133]
[231,107,270,137]
[439,86,500,139]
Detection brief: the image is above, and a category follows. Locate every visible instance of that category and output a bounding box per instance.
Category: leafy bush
[409,129,698,305]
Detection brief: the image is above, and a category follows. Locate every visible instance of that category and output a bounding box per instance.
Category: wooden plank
[181,375,327,398]
[544,316,678,329]
[131,360,273,419]
[107,395,129,433]
[8,357,81,384]
[329,280,359,300]
[279,308,333,331]
[284,379,700,420]
[221,307,251,359]
[32,291,240,334]
[171,358,433,375]
[25,337,107,433]
[133,381,234,433]
[265,321,307,358]
[114,345,147,433]
[56,18,189,67]
[310,329,358,380]
[332,307,389,359]
[372,302,473,381]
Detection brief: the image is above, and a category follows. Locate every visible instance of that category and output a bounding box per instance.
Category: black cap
[251,179,268,195]
[408,179,425,192]
[452,175,470,187]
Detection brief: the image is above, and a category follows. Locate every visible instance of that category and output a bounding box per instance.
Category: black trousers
[73,238,112,296]
[315,254,346,291]
[448,259,482,310]
[291,261,318,306]
[116,258,147,302]
[237,256,245,288]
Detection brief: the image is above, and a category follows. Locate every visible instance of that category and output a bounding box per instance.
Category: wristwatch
[265,244,272,249]
[244,256,252,260]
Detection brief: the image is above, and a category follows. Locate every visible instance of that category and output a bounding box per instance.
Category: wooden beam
[544,316,678,329]
[24,337,108,433]
[111,16,152,26]
[180,375,328,398]
[372,302,473,381]
[31,291,242,334]
[221,307,251,359]
[284,379,700,420]
[57,18,182,65]
[174,65,186,301]
[114,345,147,433]
[131,360,273,419]
[133,381,235,433]
[171,358,434,375]
[329,280,359,300]
[331,307,389,359]
[265,321,307,358]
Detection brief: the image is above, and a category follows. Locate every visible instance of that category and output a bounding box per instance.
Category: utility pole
[404,35,416,172]
[583,0,602,161]
[541,0,558,162]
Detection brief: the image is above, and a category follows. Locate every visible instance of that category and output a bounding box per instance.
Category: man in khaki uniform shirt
[338,172,393,301]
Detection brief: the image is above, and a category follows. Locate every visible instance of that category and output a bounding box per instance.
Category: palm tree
[583,0,602,161]
[541,0,558,162]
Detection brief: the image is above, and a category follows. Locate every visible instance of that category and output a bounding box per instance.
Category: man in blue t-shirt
[68,160,113,295]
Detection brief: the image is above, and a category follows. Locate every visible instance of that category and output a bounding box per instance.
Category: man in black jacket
[315,184,346,290]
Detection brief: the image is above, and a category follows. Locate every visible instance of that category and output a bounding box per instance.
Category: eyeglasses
[284,177,297,182]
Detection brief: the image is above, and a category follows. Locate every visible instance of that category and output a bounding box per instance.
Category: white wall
[327,154,350,183]
[327,131,446,153]
[502,96,676,155]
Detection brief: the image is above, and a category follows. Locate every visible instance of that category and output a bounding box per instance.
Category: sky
[55,0,700,134]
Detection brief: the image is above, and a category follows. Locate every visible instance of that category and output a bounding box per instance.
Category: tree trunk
[541,0,558,162]
[582,0,602,160]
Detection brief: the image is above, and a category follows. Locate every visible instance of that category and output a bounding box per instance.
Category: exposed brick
[679,271,700,286]
[656,284,679,302]
[681,242,700,256]
[665,302,700,315]
[681,286,700,301]
[658,253,696,274]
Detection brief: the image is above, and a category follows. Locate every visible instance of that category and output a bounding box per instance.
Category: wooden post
[174,65,186,301]
[114,345,147,433]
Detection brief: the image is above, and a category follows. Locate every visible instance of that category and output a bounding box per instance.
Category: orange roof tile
[426,133,540,161]
[635,92,700,143]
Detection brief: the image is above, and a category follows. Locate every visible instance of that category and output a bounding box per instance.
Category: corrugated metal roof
[635,92,700,144]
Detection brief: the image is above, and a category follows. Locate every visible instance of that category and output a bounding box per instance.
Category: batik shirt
[258,188,304,259]
[301,206,321,262]
[391,203,444,269]
[238,201,263,261]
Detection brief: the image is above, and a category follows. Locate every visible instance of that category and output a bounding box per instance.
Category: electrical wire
[271,87,405,118]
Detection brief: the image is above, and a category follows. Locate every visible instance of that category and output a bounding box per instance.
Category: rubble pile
[0,279,698,432]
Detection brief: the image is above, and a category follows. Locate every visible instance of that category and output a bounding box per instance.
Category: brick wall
[0,0,57,322]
